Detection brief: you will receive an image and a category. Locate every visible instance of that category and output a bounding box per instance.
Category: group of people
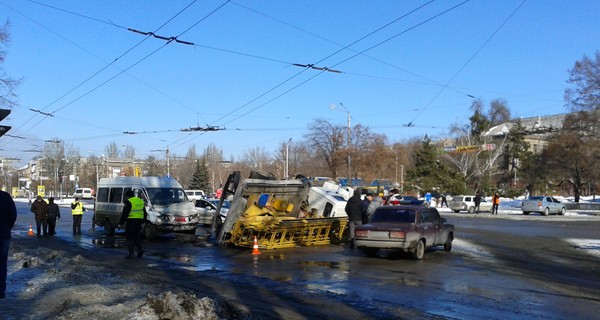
[344,188,386,248]
[474,191,501,214]
[29,195,88,236]
[29,196,62,237]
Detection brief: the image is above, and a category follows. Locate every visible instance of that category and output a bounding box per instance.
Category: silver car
[521,196,566,215]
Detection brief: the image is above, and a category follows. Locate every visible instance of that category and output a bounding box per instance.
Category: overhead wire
[168,0,456,150]
[406,0,528,127]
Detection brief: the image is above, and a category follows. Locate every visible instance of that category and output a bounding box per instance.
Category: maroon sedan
[354,205,454,259]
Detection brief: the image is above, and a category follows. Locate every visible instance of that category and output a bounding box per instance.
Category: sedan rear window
[371,208,416,223]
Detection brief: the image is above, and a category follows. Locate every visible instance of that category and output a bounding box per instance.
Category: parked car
[387,195,424,206]
[185,190,205,203]
[354,205,454,259]
[449,195,492,213]
[521,196,566,215]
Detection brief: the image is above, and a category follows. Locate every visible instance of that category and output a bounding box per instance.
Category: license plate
[370,231,389,238]
[175,217,187,222]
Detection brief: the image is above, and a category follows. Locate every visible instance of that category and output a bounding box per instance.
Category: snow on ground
[3,240,222,320]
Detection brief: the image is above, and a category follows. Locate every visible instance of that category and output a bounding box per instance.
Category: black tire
[453,210,460,213]
[363,248,378,257]
[144,223,157,240]
[543,207,550,216]
[522,211,530,215]
[104,218,115,235]
[412,239,425,260]
[467,206,475,214]
[443,234,453,252]
[560,207,566,215]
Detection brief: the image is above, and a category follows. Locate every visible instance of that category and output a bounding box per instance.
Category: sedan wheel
[467,206,475,214]
[443,234,453,252]
[560,207,566,215]
[543,207,550,216]
[412,239,425,260]
[522,211,530,215]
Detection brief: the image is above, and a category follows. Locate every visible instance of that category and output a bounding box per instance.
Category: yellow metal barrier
[228,217,348,249]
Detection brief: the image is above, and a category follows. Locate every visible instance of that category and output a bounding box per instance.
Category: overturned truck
[214,171,348,249]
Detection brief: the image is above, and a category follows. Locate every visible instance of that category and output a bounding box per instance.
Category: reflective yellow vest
[71,201,83,215]
[128,197,145,219]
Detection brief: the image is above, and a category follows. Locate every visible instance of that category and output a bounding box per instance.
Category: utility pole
[330,103,352,187]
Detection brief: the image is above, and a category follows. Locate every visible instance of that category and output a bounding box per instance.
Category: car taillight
[537,201,542,206]
[355,230,368,237]
[389,200,400,205]
[389,231,405,239]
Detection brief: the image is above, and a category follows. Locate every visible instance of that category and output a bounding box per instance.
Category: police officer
[71,197,85,235]
[119,190,147,259]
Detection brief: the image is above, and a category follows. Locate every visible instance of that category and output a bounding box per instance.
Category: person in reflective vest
[118,190,147,259]
[71,197,86,235]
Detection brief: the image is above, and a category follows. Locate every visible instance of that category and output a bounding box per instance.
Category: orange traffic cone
[252,236,261,255]
[28,224,34,236]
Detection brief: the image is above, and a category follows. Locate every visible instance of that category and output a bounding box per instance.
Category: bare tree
[488,99,511,125]
[304,119,346,179]
[0,21,21,109]
[105,142,120,158]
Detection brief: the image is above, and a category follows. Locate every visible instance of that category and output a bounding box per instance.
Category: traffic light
[0,109,11,137]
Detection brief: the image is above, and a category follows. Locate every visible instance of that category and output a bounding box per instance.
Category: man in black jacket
[345,188,364,249]
[0,190,17,299]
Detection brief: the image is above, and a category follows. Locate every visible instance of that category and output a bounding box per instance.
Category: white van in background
[73,188,94,199]
[94,177,210,239]
[185,190,205,203]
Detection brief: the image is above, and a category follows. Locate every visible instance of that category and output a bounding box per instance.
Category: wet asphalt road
[11,199,600,319]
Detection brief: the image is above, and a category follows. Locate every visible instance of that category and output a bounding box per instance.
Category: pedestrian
[441,192,448,207]
[119,190,147,259]
[492,193,500,215]
[386,188,400,205]
[474,192,482,214]
[362,192,373,221]
[366,193,383,222]
[71,197,85,235]
[88,210,96,232]
[344,188,363,249]
[424,191,432,207]
[0,190,17,299]
[46,197,61,236]
[27,192,32,206]
[30,195,49,237]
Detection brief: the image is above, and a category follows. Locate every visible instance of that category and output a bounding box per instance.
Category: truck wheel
[104,218,115,235]
[412,239,425,260]
[145,223,157,240]
[443,234,453,252]
[543,208,550,216]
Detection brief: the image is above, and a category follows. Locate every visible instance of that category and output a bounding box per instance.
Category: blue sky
[1,0,599,167]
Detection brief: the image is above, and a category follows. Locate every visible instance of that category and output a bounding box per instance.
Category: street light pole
[330,103,352,186]
[284,138,291,179]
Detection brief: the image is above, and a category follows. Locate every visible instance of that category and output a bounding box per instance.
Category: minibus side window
[109,188,123,203]
[97,188,109,202]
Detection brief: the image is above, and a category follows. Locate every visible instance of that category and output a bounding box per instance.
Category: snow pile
[130,291,220,320]
[6,243,225,320]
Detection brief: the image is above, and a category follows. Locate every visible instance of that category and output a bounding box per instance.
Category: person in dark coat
[345,189,364,248]
[46,197,61,236]
[30,196,48,237]
[118,190,148,259]
[0,190,17,299]
[474,192,482,214]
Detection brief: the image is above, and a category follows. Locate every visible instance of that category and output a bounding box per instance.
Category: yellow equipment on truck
[214,171,348,249]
